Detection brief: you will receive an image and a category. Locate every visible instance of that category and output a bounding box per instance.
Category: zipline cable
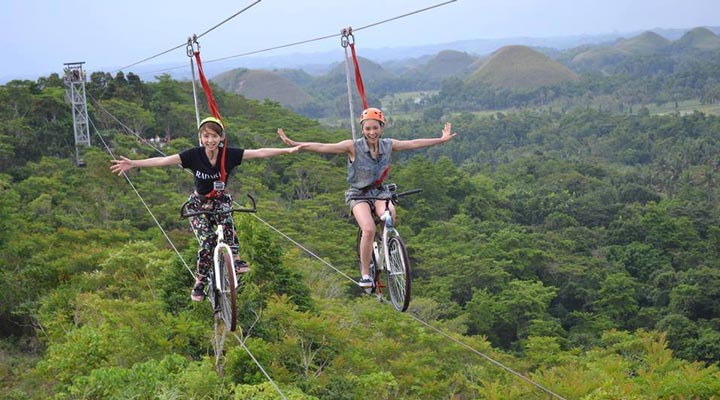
[115,0,262,72]
[402,309,567,400]
[196,0,263,40]
[232,331,288,400]
[139,0,458,75]
[87,112,195,277]
[95,101,566,398]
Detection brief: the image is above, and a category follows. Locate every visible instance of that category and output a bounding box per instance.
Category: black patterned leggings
[186,193,239,278]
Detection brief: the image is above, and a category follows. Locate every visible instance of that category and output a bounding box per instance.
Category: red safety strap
[349,42,369,110]
[375,166,390,187]
[194,50,227,198]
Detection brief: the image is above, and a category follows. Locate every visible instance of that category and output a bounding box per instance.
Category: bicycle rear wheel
[356,228,378,294]
[216,246,237,331]
[386,236,411,312]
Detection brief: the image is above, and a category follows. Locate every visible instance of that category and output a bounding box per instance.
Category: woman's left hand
[441,122,457,141]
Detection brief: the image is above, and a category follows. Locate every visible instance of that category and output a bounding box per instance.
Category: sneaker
[359,276,373,288]
[235,259,251,274]
[191,277,206,302]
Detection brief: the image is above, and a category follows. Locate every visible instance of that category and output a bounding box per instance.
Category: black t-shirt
[179,147,245,195]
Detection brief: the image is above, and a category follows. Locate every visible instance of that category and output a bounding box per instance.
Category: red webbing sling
[194,50,227,198]
[349,41,369,110]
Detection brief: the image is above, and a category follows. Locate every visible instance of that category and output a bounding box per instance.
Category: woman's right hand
[110,156,134,176]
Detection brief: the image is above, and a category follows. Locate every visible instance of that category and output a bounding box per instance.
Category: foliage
[2,66,720,399]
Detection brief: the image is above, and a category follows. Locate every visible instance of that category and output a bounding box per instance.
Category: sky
[1,0,718,82]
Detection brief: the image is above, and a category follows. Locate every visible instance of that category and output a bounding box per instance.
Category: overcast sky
[2,0,718,82]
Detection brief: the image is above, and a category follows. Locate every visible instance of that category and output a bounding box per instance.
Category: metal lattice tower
[64,62,90,167]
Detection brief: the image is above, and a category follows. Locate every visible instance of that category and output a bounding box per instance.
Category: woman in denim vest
[278,108,456,288]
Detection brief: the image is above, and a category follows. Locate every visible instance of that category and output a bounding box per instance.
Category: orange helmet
[359,107,385,125]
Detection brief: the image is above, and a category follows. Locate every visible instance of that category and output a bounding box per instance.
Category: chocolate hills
[468,45,579,90]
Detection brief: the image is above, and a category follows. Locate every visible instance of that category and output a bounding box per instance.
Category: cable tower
[64,62,91,167]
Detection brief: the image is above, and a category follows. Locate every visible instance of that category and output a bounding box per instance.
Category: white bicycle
[352,184,421,312]
[180,185,256,331]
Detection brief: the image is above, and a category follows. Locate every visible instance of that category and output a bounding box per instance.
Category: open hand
[286,144,307,154]
[441,122,457,142]
[110,156,134,176]
[277,128,298,147]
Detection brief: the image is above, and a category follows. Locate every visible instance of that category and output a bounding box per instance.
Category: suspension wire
[87,114,196,277]
[250,210,567,399]
[96,101,565,396]
[341,29,357,141]
[114,0,263,72]
[140,0,459,75]
[402,308,567,400]
[231,331,289,400]
[90,105,289,394]
[196,0,263,40]
[249,213,358,284]
[188,39,202,128]
[353,0,457,33]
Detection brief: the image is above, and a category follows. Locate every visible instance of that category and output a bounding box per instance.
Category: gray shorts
[345,187,392,210]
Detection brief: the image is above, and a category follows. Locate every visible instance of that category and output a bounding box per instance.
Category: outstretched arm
[243,145,305,160]
[391,122,457,151]
[277,128,353,155]
[110,154,181,176]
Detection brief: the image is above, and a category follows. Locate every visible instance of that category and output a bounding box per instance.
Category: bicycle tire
[216,246,237,331]
[356,228,378,294]
[386,236,411,312]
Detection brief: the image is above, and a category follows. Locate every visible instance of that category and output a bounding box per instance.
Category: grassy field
[316,96,720,128]
[647,99,720,116]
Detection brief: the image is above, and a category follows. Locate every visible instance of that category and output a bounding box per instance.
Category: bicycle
[180,182,256,331]
[351,183,422,312]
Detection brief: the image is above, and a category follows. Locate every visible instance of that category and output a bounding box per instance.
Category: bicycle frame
[374,207,398,278]
[213,224,237,289]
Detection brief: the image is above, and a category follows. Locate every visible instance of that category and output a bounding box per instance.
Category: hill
[570,46,631,70]
[615,31,672,55]
[674,27,720,50]
[212,68,315,108]
[418,50,477,79]
[468,45,579,90]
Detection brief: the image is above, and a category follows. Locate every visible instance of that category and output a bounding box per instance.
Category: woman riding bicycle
[278,107,456,288]
[111,117,303,301]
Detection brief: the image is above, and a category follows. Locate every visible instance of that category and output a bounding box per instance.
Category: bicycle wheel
[356,228,378,294]
[216,246,237,331]
[386,236,411,311]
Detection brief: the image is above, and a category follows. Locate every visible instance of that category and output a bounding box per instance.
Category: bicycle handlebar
[348,187,423,202]
[180,194,257,218]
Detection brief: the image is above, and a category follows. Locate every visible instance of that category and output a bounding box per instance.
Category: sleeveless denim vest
[347,137,392,189]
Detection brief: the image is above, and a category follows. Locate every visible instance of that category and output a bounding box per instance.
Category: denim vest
[347,137,392,189]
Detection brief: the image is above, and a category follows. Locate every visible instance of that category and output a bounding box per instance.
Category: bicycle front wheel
[216,246,237,331]
[386,236,411,312]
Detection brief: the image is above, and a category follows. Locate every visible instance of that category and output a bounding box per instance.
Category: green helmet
[198,116,225,146]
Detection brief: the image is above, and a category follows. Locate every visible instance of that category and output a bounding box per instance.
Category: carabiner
[340,27,354,48]
[186,34,199,57]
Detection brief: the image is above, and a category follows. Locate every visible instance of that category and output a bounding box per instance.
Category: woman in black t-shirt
[111,117,302,301]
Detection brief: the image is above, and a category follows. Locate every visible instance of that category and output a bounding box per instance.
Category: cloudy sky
[2,0,718,82]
